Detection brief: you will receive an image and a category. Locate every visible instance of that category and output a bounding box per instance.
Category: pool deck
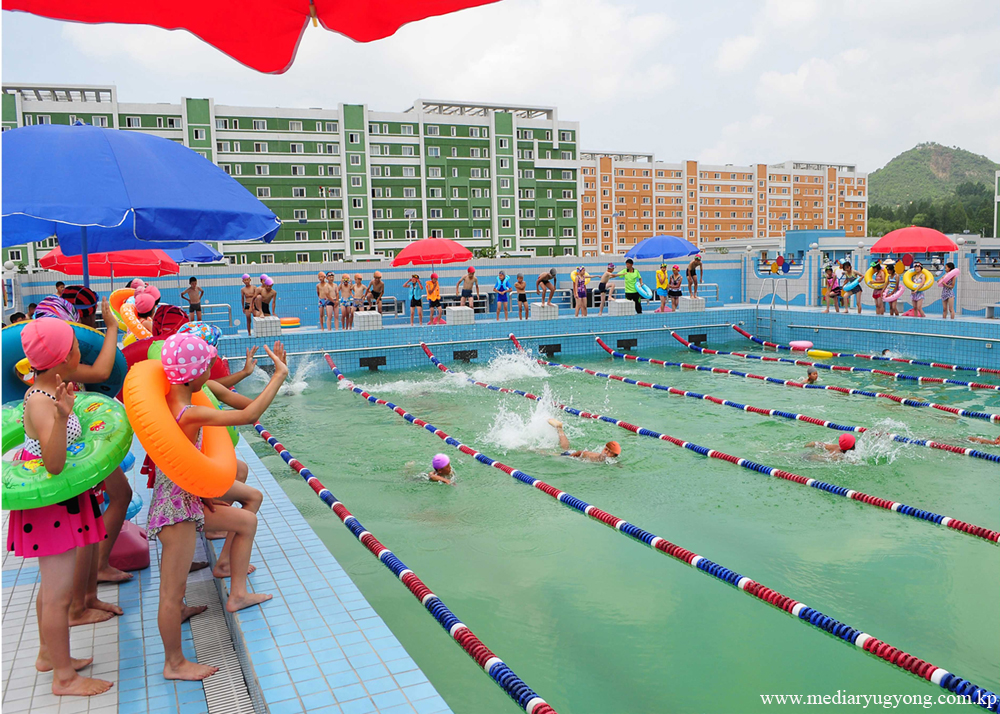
[2,437,452,714]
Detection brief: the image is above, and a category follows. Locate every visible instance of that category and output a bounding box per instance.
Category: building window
[402,145,415,156]
[351,197,364,209]
[292,187,306,197]
[430,230,444,238]
[427,146,440,157]
[8,248,22,262]
[255,165,269,175]
[293,209,307,220]
[124,116,142,128]
[401,125,414,135]
[252,120,267,131]
[295,231,308,241]
[429,209,443,218]
[403,188,416,198]
[254,142,268,153]
[426,125,440,135]
[291,165,306,176]
[256,187,270,198]
[405,229,418,239]
[353,220,364,230]
[92,116,109,127]
[349,132,360,143]
[192,128,206,140]
[350,154,361,165]
[290,143,304,153]
[351,176,362,187]
[260,253,275,263]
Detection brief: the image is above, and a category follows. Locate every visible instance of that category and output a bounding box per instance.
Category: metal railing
[200,303,234,328]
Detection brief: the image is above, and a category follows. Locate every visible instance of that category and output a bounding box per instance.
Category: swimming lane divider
[251,420,558,714]
[732,324,1000,378]
[324,354,1000,711]
[650,334,1000,425]
[493,341,1000,467]
[501,336,999,541]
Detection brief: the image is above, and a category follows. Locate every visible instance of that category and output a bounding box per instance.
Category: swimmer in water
[548,419,621,463]
[968,432,1000,446]
[805,365,819,384]
[806,433,856,459]
[429,454,454,485]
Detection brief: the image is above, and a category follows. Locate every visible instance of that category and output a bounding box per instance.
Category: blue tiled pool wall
[745,251,1000,315]
[213,306,1000,377]
[12,255,739,334]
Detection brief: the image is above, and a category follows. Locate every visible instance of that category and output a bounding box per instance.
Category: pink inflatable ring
[789,340,813,351]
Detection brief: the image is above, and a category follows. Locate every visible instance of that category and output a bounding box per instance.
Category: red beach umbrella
[40,246,180,277]
[3,0,501,74]
[392,238,473,267]
[870,226,958,254]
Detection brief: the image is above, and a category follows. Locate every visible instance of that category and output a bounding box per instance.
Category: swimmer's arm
[205,381,253,409]
[67,299,119,383]
[805,441,821,449]
[428,473,452,485]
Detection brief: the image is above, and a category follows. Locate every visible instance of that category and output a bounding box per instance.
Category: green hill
[869,143,999,207]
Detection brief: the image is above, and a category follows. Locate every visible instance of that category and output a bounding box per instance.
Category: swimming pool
[239,338,999,713]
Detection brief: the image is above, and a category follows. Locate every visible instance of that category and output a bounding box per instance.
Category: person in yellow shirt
[655,263,670,312]
[426,273,443,325]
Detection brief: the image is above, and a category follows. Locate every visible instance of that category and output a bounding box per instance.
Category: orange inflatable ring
[108,288,133,330]
[123,359,236,498]
[280,317,300,328]
[120,300,153,341]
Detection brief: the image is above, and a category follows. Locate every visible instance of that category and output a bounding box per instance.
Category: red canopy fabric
[3,0,500,74]
[40,246,179,277]
[392,238,473,267]
[870,226,958,254]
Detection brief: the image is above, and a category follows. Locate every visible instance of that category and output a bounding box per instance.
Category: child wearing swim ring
[429,454,454,485]
[11,320,113,697]
[149,335,287,680]
[908,261,927,317]
[940,262,957,319]
[884,261,901,317]
[823,266,840,313]
[870,261,887,315]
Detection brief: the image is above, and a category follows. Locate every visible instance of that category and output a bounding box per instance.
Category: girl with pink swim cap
[10,320,115,697]
[429,453,453,485]
[149,334,289,681]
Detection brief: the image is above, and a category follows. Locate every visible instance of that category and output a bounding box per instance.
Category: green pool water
[238,341,999,713]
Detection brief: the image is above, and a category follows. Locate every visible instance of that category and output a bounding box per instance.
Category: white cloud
[715,35,760,73]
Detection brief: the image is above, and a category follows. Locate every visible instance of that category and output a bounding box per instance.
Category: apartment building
[2,85,582,265]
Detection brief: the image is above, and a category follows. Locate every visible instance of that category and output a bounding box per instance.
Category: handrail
[201,302,234,328]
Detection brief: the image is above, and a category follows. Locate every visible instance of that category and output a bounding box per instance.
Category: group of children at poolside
[314,270,387,331]
[11,285,288,695]
[823,259,959,319]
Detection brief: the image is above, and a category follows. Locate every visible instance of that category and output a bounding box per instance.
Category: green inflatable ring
[149,340,238,446]
[2,393,133,511]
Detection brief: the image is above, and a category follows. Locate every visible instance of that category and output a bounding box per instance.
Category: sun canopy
[39,247,180,277]
[870,226,958,254]
[392,238,473,267]
[624,235,700,261]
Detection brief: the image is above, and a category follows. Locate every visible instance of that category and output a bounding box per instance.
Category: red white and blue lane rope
[252,421,558,714]
[325,354,1000,711]
[732,324,1000,378]
[498,339,999,465]
[424,342,999,537]
[626,334,1000,425]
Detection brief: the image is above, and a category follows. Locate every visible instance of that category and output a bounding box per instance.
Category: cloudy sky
[3,0,999,172]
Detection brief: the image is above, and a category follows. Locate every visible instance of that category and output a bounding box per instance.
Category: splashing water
[347,370,470,396]
[853,417,917,465]
[480,384,574,453]
[469,350,549,383]
[242,354,322,396]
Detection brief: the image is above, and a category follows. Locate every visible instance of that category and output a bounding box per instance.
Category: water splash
[349,370,470,396]
[469,350,549,383]
[240,354,321,396]
[479,384,572,452]
[853,417,915,465]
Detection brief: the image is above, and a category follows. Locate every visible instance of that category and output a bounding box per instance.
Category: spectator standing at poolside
[908,261,928,318]
[315,272,331,330]
[616,259,644,314]
[404,274,424,326]
[667,265,683,311]
[338,274,353,329]
[686,256,703,300]
[180,278,204,321]
[884,261,901,317]
[596,264,614,315]
[256,276,277,317]
[326,272,340,329]
[426,273,442,325]
[841,261,862,314]
[536,268,557,306]
[494,270,511,321]
[352,274,367,316]
[367,271,385,314]
[940,262,958,319]
[655,263,670,312]
[514,274,529,319]
[55,281,65,297]
[456,267,479,308]
[240,275,256,336]
[573,267,589,317]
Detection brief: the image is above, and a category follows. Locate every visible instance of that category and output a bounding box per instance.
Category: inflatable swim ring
[789,340,813,351]
[2,321,127,403]
[123,360,236,498]
[636,283,653,299]
[842,276,861,291]
[902,268,934,292]
[2,393,133,511]
[125,490,144,521]
[938,268,960,288]
[863,266,887,289]
[806,350,834,359]
[107,288,133,330]
[569,270,591,286]
[883,282,906,303]
[120,299,152,341]
[279,317,300,328]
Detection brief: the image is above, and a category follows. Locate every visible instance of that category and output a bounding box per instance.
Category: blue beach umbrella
[164,242,224,264]
[2,124,279,286]
[625,234,700,261]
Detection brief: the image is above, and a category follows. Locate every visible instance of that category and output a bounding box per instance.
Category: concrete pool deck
[2,438,452,714]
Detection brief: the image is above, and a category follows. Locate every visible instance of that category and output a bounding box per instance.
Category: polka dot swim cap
[177,321,223,347]
[160,333,218,385]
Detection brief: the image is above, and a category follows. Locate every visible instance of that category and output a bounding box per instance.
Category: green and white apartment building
[2,84,584,266]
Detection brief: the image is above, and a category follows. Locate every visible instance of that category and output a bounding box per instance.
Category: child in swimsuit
[180,277,204,321]
[686,256,703,299]
[884,265,901,317]
[940,262,957,319]
[515,274,529,319]
[548,419,621,463]
[597,264,615,315]
[429,454,454,485]
[426,273,442,324]
[325,272,340,329]
[655,263,670,312]
[316,272,331,330]
[494,270,511,321]
[909,262,927,317]
[240,275,256,336]
[149,335,286,680]
[135,292,156,335]
[536,268,557,306]
[352,274,367,313]
[338,274,353,329]
[10,320,114,697]
[367,271,385,314]
[869,261,888,315]
[806,433,856,460]
[823,266,840,313]
[573,267,589,317]
[667,265,683,311]
[404,274,423,326]
[256,276,276,317]
[456,267,479,308]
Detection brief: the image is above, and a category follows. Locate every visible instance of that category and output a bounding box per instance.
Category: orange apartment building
[579,153,867,257]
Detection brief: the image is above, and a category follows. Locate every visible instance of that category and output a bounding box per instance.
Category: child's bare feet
[213,562,255,578]
[204,531,228,540]
[68,607,114,626]
[96,565,133,583]
[52,673,113,696]
[181,604,208,623]
[547,418,563,428]
[36,653,92,672]
[163,659,219,681]
[226,592,272,613]
[86,596,123,616]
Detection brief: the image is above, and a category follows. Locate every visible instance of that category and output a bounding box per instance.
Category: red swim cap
[838,433,856,451]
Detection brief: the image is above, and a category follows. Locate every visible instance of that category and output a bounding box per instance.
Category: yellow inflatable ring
[107,288,132,330]
[570,270,591,286]
[123,359,236,498]
[806,350,834,359]
[120,300,153,341]
[863,266,887,289]
[902,268,935,292]
[122,331,137,347]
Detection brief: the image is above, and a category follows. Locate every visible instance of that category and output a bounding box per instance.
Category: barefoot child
[426,273,442,324]
[456,267,479,308]
[256,276,277,317]
[316,272,331,330]
[885,262,901,316]
[494,271,511,321]
[667,265,683,311]
[536,268,557,306]
[940,262,957,319]
[404,274,423,326]
[515,274,529,319]
[338,274,353,329]
[596,264,614,315]
[147,335,286,680]
[240,275,255,336]
[180,277,204,321]
[352,274,367,317]
[429,454,454,485]
[11,320,114,697]
[823,266,840,313]
[368,271,385,313]
[326,272,340,329]
[686,255,703,299]
[908,261,927,317]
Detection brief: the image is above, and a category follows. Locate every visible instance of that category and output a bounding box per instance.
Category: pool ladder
[754,278,789,341]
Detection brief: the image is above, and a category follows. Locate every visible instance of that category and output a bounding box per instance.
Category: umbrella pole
[80,226,90,289]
